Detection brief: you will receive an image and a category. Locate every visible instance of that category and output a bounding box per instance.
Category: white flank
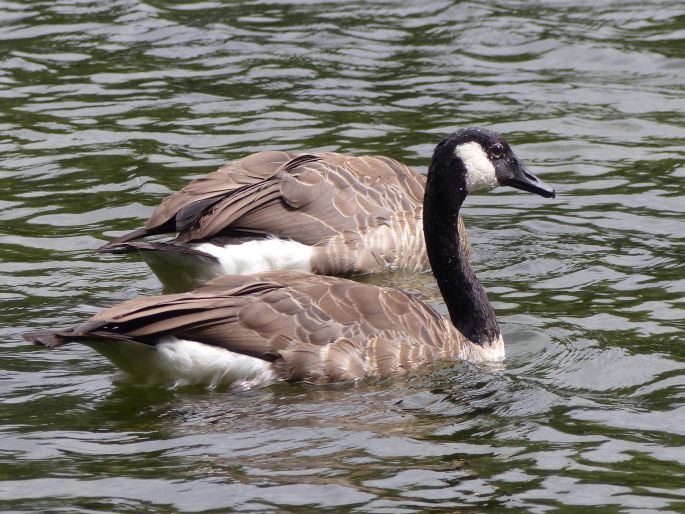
[194,238,313,275]
[455,141,499,192]
[86,337,276,389]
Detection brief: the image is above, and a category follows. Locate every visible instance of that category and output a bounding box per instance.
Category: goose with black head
[98,145,474,292]
[26,128,555,388]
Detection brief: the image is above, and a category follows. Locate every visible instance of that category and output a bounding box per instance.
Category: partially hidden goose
[99,146,472,291]
[26,128,555,388]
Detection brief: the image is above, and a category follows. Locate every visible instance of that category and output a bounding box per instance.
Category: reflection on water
[1,0,684,511]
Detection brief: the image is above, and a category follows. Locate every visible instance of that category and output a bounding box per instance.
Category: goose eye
[491,143,504,158]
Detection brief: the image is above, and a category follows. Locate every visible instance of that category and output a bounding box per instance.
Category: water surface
[1,0,684,512]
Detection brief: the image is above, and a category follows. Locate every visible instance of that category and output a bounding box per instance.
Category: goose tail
[24,329,74,349]
[96,227,152,251]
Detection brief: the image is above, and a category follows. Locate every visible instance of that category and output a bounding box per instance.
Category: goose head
[424,128,555,347]
[431,128,556,199]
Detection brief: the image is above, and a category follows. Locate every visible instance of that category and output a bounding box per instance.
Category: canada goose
[99,149,472,291]
[26,128,555,388]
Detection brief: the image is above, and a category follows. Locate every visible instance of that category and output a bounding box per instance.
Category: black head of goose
[26,128,555,388]
[98,145,473,292]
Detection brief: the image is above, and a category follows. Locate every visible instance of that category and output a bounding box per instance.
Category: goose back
[105,151,470,275]
[29,271,480,383]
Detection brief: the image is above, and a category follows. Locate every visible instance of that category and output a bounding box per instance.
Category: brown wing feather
[103,151,432,242]
[148,151,295,232]
[99,150,471,274]
[25,271,466,383]
[170,152,429,245]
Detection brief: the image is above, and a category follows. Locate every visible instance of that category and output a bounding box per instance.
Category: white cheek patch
[455,142,499,192]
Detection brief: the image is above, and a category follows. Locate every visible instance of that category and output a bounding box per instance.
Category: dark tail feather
[24,329,74,348]
[96,227,152,252]
[96,241,221,260]
[95,243,140,255]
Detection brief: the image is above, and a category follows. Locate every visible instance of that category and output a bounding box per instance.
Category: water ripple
[1,0,684,511]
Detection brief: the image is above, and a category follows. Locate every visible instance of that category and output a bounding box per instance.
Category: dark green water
[1,1,684,512]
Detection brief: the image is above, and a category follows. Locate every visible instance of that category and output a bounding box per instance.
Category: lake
[1,0,684,512]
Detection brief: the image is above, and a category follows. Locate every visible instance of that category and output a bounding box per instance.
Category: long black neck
[423,157,500,346]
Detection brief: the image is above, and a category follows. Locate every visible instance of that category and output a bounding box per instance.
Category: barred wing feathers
[26,271,466,383]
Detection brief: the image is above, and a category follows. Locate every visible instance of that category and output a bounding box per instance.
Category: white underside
[85,337,277,389]
[84,334,505,388]
[194,238,313,275]
[142,238,314,291]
